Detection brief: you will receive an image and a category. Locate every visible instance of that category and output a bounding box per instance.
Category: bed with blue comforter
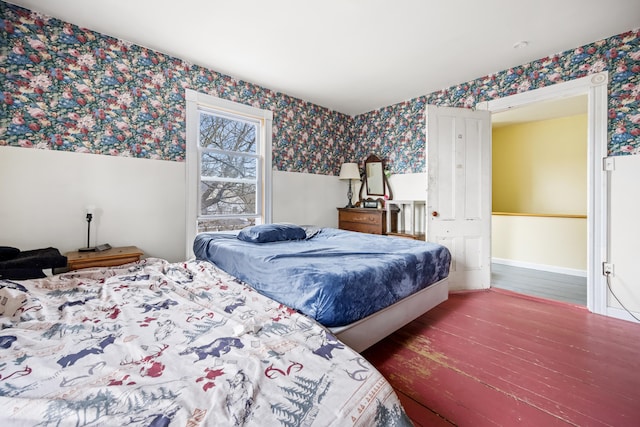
[193,226,451,329]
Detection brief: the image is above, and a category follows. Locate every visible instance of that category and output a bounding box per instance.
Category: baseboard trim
[606,306,640,324]
[492,257,587,277]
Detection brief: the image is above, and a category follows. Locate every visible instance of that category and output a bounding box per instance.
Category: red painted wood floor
[362,289,640,427]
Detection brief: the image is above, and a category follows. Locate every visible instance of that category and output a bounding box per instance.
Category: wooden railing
[492,212,587,219]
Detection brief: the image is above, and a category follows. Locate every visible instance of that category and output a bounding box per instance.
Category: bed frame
[330,277,449,352]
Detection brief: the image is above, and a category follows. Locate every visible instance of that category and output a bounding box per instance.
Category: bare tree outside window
[198,112,260,231]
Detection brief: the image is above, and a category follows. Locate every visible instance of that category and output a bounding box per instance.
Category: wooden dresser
[337,208,397,235]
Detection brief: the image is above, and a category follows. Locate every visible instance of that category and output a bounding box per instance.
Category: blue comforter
[193,228,451,327]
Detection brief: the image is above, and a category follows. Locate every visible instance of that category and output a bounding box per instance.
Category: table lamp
[339,163,360,208]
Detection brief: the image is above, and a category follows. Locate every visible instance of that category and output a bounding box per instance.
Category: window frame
[185,89,273,258]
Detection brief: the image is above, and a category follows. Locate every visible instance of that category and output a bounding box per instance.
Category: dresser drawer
[337,208,390,235]
[340,220,385,234]
[338,210,383,226]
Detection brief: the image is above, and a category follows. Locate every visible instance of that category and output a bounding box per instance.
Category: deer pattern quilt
[0,258,412,426]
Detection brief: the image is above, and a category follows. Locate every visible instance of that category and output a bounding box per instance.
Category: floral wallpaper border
[1,1,638,176]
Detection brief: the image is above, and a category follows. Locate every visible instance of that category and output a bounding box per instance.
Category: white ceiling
[6,0,640,116]
[492,95,588,128]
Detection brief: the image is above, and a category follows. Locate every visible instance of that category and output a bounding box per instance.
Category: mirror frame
[359,154,393,203]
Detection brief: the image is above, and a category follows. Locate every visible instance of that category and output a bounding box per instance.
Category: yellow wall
[492,114,588,215]
[492,114,588,272]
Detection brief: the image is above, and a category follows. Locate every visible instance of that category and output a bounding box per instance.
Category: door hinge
[603,157,615,171]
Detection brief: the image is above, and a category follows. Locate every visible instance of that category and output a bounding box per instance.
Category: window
[185,89,272,257]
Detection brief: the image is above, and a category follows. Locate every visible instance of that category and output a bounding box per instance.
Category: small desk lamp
[339,163,360,208]
[79,205,96,252]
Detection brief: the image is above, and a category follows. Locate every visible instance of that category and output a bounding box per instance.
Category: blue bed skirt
[193,228,451,327]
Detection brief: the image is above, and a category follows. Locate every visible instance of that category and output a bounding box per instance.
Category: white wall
[0,147,344,263]
[4,146,638,323]
[608,155,640,320]
[388,173,426,200]
[272,170,344,228]
[0,146,186,262]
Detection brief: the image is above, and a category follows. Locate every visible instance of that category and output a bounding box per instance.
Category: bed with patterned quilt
[0,258,412,426]
[193,225,451,352]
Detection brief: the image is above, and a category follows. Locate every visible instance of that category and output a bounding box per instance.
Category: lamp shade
[339,163,360,180]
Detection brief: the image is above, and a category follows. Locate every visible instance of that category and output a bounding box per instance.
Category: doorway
[490,96,588,306]
[476,71,609,315]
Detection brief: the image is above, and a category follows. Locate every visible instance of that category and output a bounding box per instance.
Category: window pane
[198,217,256,233]
[201,152,256,179]
[200,181,256,215]
[199,113,256,153]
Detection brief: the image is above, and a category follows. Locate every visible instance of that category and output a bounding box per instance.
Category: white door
[426,105,492,291]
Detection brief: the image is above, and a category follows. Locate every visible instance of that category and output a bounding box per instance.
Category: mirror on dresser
[358,154,393,205]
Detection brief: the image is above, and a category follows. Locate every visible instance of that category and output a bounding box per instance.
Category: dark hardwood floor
[363,289,640,426]
[491,263,587,306]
